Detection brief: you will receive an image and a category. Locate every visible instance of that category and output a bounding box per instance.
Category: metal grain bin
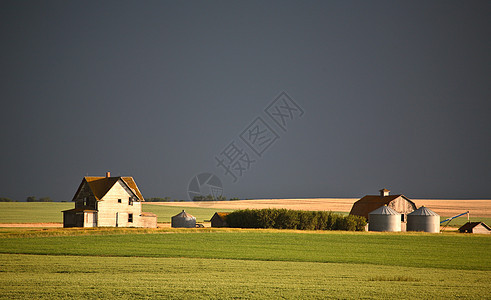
[368,205,401,232]
[407,206,440,233]
[171,210,196,228]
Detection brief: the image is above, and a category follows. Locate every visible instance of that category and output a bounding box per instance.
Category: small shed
[171,210,196,228]
[368,205,401,232]
[407,206,440,233]
[62,209,97,228]
[458,222,491,234]
[140,212,158,228]
[211,212,229,227]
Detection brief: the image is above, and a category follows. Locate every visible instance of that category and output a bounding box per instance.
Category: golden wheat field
[151,198,491,218]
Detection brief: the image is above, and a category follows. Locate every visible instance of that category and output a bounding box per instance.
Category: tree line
[225,209,367,231]
[0,196,54,202]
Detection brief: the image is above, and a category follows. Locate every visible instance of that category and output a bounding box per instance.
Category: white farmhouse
[62,172,157,228]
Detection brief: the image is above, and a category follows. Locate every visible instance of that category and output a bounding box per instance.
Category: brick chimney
[106,171,111,178]
[380,188,390,197]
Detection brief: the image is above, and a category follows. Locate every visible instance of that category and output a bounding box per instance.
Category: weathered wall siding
[63,211,77,227]
[63,211,84,227]
[388,197,416,222]
[211,214,227,228]
[140,216,157,228]
[83,212,97,228]
[74,182,97,210]
[97,180,143,227]
[387,197,416,214]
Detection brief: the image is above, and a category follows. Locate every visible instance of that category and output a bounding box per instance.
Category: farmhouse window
[128,213,133,223]
[118,199,122,203]
[129,197,133,206]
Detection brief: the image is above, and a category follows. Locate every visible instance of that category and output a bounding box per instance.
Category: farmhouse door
[116,212,119,227]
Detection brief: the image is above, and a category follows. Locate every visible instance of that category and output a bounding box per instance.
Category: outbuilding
[211,212,229,227]
[368,205,401,232]
[171,210,196,228]
[350,188,417,224]
[62,172,157,228]
[407,206,440,233]
[458,222,491,234]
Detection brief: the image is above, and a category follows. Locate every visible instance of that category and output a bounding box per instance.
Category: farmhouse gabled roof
[72,176,144,201]
[349,194,415,219]
[458,222,491,231]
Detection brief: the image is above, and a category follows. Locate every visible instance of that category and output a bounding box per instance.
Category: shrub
[225,209,366,231]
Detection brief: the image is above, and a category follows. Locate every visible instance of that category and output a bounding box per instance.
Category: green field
[1,204,490,298]
[1,202,490,228]
[0,202,233,223]
[0,202,71,223]
[0,253,488,299]
[0,229,489,299]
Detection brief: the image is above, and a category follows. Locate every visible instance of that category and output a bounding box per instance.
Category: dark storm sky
[1,1,490,201]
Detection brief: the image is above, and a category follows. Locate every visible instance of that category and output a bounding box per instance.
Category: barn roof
[349,194,415,219]
[458,222,491,231]
[72,176,144,202]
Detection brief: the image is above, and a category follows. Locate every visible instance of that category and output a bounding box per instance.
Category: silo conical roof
[369,205,400,215]
[408,206,439,216]
[173,210,195,219]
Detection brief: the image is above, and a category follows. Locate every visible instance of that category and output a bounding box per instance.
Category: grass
[0,254,489,299]
[0,230,489,271]
[1,203,490,298]
[0,229,489,299]
[0,202,233,223]
[0,202,71,223]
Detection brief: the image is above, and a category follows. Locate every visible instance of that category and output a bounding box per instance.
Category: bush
[225,209,366,231]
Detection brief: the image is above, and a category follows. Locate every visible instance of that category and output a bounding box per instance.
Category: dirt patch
[148,198,491,218]
[0,223,63,228]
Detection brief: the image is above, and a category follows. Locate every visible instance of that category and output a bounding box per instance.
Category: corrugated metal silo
[368,205,401,232]
[407,206,440,233]
[171,210,196,228]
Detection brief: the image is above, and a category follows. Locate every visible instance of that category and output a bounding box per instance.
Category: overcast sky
[1,1,490,201]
